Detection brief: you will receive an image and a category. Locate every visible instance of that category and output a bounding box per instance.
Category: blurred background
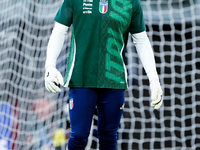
[0,0,199,150]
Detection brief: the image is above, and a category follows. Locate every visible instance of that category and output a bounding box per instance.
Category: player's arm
[45,22,69,93]
[131,31,163,109]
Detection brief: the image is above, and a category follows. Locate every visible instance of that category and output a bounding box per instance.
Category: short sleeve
[129,0,146,34]
[54,0,73,27]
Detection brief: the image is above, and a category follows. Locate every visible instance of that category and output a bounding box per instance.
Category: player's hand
[150,80,163,109]
[45,66,64,93]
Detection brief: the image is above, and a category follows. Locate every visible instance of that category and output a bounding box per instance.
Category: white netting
[0,0,70,150]
[0,0,200,150]
[117,0,200,150]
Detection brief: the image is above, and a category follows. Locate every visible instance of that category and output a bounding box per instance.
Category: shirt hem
[66,84,128,90]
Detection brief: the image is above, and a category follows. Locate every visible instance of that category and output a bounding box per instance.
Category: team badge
[99,1,108,14]
[69,98,74,110]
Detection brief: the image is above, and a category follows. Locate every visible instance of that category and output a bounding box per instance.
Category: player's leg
[67,88,97,150]
[97,89,125,150]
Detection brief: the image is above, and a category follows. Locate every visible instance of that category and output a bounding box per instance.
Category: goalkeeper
[45,0,163,149]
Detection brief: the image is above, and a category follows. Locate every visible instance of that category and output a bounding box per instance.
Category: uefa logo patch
[99,2,108,14]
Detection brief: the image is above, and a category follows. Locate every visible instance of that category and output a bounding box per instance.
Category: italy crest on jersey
[69,98,74,110]
[99,1,108,14]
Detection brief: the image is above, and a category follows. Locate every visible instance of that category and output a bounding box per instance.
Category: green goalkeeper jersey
[54,0,146,89]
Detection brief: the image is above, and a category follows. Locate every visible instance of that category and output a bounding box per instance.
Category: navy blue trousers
[67,88,125,150]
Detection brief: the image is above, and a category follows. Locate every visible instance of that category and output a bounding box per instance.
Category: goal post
[0,0,200,150]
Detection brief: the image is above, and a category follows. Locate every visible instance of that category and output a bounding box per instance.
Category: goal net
[0,0,199,150]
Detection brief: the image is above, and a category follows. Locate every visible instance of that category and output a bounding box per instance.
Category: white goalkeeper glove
[150,80,163,109]
[45,66,64,93]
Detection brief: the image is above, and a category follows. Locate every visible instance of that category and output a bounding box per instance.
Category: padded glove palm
[45,66,64,93]
[150,80,163,109]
